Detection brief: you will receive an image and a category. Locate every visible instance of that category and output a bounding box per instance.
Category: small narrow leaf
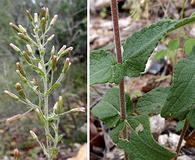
[91,87,132,128]
[29,64,45,77]
[110,115,176,160]
[137,87,170,115]
[45,83,61,96]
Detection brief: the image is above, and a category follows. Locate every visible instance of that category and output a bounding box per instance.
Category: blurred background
[0,0,87,159]
[90,0,195,160]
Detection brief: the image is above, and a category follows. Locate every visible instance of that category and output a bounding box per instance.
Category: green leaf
[176,121,184,132]
[161,55,195,119]
[45,83,61,96]
[90,15,195,85]
[90,50,125,85]
[123,15,195,78]
[91,87,132,128]
[154,49,168,60]
[110,115,176,160]
[29,64,45,77]
[184,38,195,55]
[137,87,170,115]
[168,39,179,51]
[155,49,177,61]
[187,109,195,128]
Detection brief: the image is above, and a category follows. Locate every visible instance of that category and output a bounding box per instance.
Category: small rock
[158,134,168,146]
[168,133,185,150]
[150,114,165,134]
[177,155,193,160]
[190,27,195,37]
[158,133,186,150]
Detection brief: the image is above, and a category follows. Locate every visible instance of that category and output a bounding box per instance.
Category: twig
[181,0,187,19]
[174,119,189,160]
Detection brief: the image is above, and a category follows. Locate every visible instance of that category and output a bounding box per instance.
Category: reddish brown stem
[174,119,189,160]
[110,0,127,159]
[110,0,126,128]
[111,0,122,64]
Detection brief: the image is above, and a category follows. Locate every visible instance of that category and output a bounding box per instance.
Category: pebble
[177,155,193,160]
[158,133,186,150]
[150,114,165,134]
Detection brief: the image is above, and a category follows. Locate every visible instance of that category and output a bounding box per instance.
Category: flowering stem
[110,0,127,159]
[7,8,76,160]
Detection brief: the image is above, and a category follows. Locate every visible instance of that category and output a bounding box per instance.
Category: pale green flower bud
[6,114,22,124]
[51,55,58,71]
[18,25,27,33]
[51,46,55,55]
[58,96,64,108]
[50,15,58,26]
[38,63,43,70]
[4,90,19,100]
[23,51,31,64]
[58,45,66,55]
[10,43,21,52]
[54,96,64,114]
[34,13,38,23]
[9,23,20,33]
[62,58,71,73]
[39,7,46,19]
[26,10,33,22]
[16,62,26,77]
[16,69,27,83]
[18,33,31,43]
[41,17,46,33]
[35,108,46,125]
[30,130,38,140]
[45,8,49,21]
[15,83,25,99]
[26,44,33,54]
[60,47,73,57]
[47,34,55,42]
[53,101,59,114]
[31,78,39,90]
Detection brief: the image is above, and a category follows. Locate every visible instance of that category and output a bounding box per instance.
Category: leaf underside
[111,115,176,160]
[90,15,195,85]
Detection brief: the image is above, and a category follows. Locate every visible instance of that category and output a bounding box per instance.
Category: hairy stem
[174,119,189,160]
[41,55,51,159]
[110,0,127,159]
